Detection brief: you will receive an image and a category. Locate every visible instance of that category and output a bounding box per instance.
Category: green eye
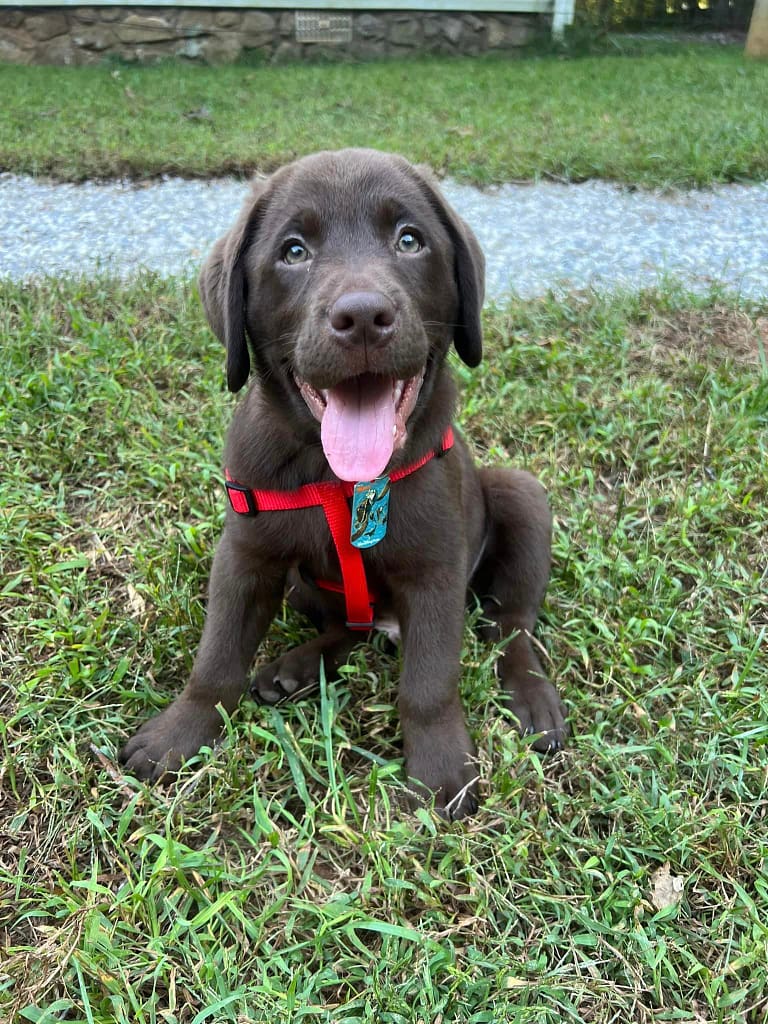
[283,241,310,265]
[396,230,423,254]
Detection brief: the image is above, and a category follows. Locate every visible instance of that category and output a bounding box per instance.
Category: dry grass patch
[629,305,768,368]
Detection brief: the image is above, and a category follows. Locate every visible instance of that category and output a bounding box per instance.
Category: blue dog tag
[351,476,390,549]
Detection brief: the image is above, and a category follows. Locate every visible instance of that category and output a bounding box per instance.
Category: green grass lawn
[1,275,767,1021]
[2,45,768,186]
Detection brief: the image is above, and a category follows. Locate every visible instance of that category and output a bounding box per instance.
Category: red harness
[225,426,454,631]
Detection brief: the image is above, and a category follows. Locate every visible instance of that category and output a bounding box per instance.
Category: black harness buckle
[225,479,259,516]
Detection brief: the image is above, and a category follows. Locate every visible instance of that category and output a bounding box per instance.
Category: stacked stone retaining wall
[0,7,539,64]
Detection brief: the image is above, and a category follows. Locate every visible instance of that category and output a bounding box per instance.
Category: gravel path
[2,173,767,300]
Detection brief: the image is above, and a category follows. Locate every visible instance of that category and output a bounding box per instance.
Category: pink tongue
[321,375,395,481]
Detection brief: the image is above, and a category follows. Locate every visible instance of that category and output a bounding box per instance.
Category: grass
[1,274,767,1021]
[1,45,768,186]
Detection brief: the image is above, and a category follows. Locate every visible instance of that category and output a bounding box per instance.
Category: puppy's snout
[329,291,396,347]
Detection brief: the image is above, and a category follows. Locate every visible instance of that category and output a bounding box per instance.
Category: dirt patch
[629,307,768,368]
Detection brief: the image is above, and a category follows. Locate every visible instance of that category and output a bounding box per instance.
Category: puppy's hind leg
[251,627,357,704]
[474,467,567,752]
[251,571,358,704]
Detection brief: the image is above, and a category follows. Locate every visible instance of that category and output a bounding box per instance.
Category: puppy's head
[199,148,484,481]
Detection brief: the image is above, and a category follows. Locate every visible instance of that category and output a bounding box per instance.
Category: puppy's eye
[396,229,423,254]
[283,241,311,265]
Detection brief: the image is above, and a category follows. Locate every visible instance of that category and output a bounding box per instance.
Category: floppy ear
[409,165,485,367]
[198,180,269,393]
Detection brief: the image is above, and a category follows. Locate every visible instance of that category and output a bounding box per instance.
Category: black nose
[328,291,396,347]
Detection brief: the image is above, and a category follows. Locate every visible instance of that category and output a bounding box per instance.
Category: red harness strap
[225,426,454,631]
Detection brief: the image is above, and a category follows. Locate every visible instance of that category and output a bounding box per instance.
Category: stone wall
[0,6,538,64]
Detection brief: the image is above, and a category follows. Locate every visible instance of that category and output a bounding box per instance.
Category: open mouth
[295,371,424,482]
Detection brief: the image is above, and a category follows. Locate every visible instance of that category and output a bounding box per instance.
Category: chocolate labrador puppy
[119,148,566,818]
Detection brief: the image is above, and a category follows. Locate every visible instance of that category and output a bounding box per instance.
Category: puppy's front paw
[504,678,568,753]
[405,727,479,821]
[119,698,223,782]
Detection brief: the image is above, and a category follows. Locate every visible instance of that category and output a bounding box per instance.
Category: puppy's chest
[371,613,401,643]
[294,553,402,643]
[294,543,394,600]
[285,486,416,569]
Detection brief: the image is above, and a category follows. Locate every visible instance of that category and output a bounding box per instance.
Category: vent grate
[295,12,353,44]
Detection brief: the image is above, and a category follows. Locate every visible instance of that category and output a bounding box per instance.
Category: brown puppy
[119,149,566,818]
